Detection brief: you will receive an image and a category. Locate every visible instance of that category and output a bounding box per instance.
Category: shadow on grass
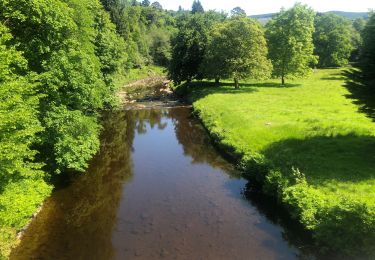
[343,68,375,121]
[262,134,375,185]
[321,76,345,81]
[176,80,301,102]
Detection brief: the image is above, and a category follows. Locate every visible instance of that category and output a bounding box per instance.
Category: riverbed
[11,107,315,259]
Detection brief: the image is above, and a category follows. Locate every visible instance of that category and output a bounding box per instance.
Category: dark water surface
[11,107,312,260]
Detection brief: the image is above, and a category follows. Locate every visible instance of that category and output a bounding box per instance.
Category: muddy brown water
[11,107,317,260]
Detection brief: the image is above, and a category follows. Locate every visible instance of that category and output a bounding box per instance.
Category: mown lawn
[181,69,375,256]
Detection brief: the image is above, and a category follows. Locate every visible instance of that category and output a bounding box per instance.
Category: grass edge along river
[176,68,375,258]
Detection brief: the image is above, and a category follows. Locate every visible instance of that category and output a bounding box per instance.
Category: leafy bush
[43,107,101,173]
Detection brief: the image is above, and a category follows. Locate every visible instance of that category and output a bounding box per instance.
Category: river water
[11,107,315,260]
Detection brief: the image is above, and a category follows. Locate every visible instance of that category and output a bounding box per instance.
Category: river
[11,107,316,260]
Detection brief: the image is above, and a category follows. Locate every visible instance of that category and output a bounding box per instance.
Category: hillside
[250,11,369,22]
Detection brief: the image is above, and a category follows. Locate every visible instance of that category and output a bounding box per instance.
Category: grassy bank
[0,180,51,258]
[178,68,375,257]
[114,65,166,87]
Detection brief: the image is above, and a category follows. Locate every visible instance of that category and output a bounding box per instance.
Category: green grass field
[180,69,375,256]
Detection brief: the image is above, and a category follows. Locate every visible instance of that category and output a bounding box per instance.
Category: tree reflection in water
[11,107,316,260]
[11,111,136,260]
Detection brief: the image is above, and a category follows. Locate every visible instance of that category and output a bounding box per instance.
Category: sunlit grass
[183,68,375,254]
[114,65,166,87]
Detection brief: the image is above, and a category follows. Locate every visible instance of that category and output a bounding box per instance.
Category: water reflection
[11,111,135,259]
[11,107,311,260]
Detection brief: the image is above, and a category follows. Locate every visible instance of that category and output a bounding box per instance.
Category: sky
[155,0,374,15]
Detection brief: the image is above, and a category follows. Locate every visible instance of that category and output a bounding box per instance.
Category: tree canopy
[359,12,375,82]
[231,7,246,17]
[191,0,204,14]
[313,13,354,67]
[202,17,272,88]
[266,3,317,84]
[169,12,225,84]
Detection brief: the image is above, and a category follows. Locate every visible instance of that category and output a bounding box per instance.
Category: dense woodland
[0,0,374,257]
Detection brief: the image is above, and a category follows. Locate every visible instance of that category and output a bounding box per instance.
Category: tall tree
[202,17,272,88]
[0,0,125,173]
[359,12,375,82]
[141,0,150,7]
[0,22,52,258]
[191,0,204,14]
[169,14,209,83]
[266,3,317,85]
[169,12,225,84]
[313,13,354,67]
[231,7,246,17]
[351,17,367,61]
[0,22,43,186]
[151,1,163,10]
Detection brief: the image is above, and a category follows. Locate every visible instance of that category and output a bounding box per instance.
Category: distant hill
[250,11,369,23]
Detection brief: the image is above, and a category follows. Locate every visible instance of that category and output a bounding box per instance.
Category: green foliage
[180,68,375,256]
[151,1,162,10]
[191,0,204,14]
[101,0,177,68]
[146,28,172,66]
[0,23,52,259]
[313,14,354,67]
[169,12,226,84]
[266,3,317,84]
[231,7,246,17]
[351,18,367,61]
[360,12,375,81]
[0,0,76,72]
[0,0,124,256]
[43,107,101,173]
[315,200,375,255]
[0,24,42,180]
[202,17,272,87]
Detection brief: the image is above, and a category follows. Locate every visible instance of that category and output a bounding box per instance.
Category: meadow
[178,68,375,256]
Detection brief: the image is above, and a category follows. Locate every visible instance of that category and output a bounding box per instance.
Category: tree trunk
[215,77,220,87]
[281,75,285,85]
[234,78,239,89]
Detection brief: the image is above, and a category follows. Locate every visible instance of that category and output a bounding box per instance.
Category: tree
[151,1,163,10]
[265,3,317,85]
[359,12,375,81]
[141,0,150,7]
[351,18,367,61]
[169,14,208,83]
[147,28,172,66]
[231,7,246,17]
[169,12,224,84]
[0,22,43,183]
[313,13,354,67]
[191,0,204,14]
[353,17,367,33]
[202,17,272,88]
[0,0,125,173]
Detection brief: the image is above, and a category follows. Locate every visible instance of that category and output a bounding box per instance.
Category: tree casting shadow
[176,80,301,102]
[262,134,375,185]
[343,68,375,121]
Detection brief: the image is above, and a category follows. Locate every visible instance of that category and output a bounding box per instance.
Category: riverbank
[1,67,169,259]
[176,68,375,257]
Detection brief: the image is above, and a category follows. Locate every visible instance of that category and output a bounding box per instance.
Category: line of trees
[0,0,125,255]
[168,2,373,86]
[100,0,177,67]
